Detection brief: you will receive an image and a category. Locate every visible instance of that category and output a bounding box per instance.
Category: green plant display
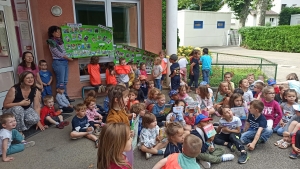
[279,7,300,25]
[239,25,300,53]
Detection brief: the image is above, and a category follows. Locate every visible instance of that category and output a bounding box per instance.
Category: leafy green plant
[279,7,300,25]
[239,25,300,52]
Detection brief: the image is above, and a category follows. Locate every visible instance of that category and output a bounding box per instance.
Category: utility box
[290,14,300,25]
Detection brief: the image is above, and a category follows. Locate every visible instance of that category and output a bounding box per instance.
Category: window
[270,18,274,23]
[74,0,141,81]
[281,4,287,10]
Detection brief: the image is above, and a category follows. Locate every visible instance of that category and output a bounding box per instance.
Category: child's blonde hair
[166,122,183,142]
[148,88,160,100]
[286,73,299,81]
[183,134,202,158]
[156,93,165,100]
[142,113,156,128]
[130,103,146,115]
[255,82,265,90]
[215,81,232,102]
[154,57,161,65]
[179,85,187,93]
[75,103,87,112]
[148,80,154,86]
[0,113,14,125]
[84,96,96,107]
[262,86,274,98]
[97,123,131,169]
[43,95,54,103]
[108,85,129,109]
[198,85,209,99]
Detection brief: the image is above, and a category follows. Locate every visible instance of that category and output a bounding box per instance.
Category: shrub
[279,7,300,25]
[239,25,300,53]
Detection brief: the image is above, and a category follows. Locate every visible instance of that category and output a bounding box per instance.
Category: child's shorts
[44,116,60,126]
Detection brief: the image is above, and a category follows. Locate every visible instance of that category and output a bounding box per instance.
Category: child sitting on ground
[70,103,98,148]
[178,85,190,100]
[56,86,74,113]
[267,78,280,94]
[145,88,160,111]
[139,75,148,98]
[166,100,187,129]
[164,122,185,157]
[241,100,273,151]
[40,95,69,129]
[39,60,52,99]
[132,79,145,103]
[153,134,202,169]
[148,80,155,91]
[130,103,146,136]
[84,97,103,136]
[289,129,300,159]
[275,85,289,104]
[127,89,139,110]
[214,81,232,115]
[229,93,248,131]
[253,82,264,100]
[97,123,132,169]
[195,84,215,116]
[138,113,168,160]
[168,90,179,104]
[239,78,253,104]
[277,73,300,97]
[224,72,234,90]
[0,113,35,162]
[191,114,234,168]
[214,106,249,164]
[152,93,168,127]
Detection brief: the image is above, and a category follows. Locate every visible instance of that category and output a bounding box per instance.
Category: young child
[253,82,264,100]
[132,79,145,103]
[132,63,140,80]
[224,72,234,90]
[102,84,113,114]
[0,113,35,162]
[289,129,300,159]
[168,89,179,104]
[163,122,185,157]
[229,93,248,131]
[200,48,212,84]
[40,95,69,129]
[138,113,168,159]
[274,89,298,136]
[97,123,132,169]
[275,85,289,104]
[84,97,103,136]
[178,85,190,100]
[154,134,202,169]
[277,73,300,97]
[152,57,163,90]
[127,89,139,110]
[267,78,280,94]
[115,58,131,88]
[88,56,104,93]
[70,103,98,147]
[178,56,189,83]
[214,81,232,113]
[105,62,117,85]
[261,86,283,129]
[166,100,186,127]
[152,93,168,127]
[140,62,147,77]
[169,54,180,91]
[148,80,155,91]
[130,103,146,136]
[239,78,253,104]
[39,60,52,99]
[139,75,148,98]
[247,73,255,92]
[56,86,74,113]
[145,88,160,110]
[240,100,273,151]
[160,50,168,86]
[195,84,215,116]
[191,114,234,168]
[214,106,249,164]
[188,49,200,92]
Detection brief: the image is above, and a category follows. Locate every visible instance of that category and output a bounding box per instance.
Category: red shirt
[106,69,117,85]
[109,155,131,169]
[184,116,196,126]
[274,86,280,94]
[88,64,101,85]
[40,106,59,126]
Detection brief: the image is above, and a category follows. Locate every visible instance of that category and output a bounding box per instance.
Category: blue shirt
[39,70,52,83]
[71,115,90,132]
[200,55,212,70]
[191,57,200,74]
[152,103,165,117]
[103,96,109,113]
[168,99,175,104]
[138,116,143,136]
[247,114,267,130]
[164,142,183,157]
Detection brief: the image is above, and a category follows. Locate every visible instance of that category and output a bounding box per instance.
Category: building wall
[29,0,162,98]
[265,15,279,26]
[290,14,300,25]
[178,10,231,47]
[272,0,300,14]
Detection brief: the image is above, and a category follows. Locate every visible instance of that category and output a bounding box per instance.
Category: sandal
[278,141,291,149]
[274,139,284,146]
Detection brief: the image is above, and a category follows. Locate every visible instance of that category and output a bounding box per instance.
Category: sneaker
[23,141,35,148]
[199,160,211,169]
[238,152,249,164]
[62,121,70,126]
[98,86,102,93]
[289,153,298,159]
[101,85,106,93]
[56,122,64,129]
[146,153,152,160]
[221,154,234,162]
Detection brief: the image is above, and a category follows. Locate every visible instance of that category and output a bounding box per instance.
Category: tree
[226,0,252,28]
[178,0,224,11]
[255,0,273,26]
[279,7,300,25]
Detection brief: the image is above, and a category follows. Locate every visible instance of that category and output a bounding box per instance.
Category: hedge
[279,7,300,25]
[239,25,300,53]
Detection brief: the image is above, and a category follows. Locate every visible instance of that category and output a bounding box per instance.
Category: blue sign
[217,21,225,28]
[194,21,203,29]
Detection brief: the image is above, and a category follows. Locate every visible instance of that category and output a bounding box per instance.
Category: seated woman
[2,71,44,137]
[17,51,43,90]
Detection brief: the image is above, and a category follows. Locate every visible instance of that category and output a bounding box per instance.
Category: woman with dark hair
[17,51,43,90]
[46,25,74,102]
[3,71,44,135]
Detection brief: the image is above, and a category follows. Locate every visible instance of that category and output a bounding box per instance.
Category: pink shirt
[261,98,283,128]
[17,65,39,77]
[140,69,147,77]
[86,108,101,122]
[178,93,189,100]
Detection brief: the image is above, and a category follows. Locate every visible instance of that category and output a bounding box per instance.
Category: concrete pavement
[1,47,300,169]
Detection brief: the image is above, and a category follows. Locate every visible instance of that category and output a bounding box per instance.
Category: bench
[81,86,96,99]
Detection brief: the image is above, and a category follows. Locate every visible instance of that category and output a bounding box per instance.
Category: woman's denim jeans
[52,60,69,96]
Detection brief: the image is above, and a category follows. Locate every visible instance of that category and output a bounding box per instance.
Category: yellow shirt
[106,109,130,126]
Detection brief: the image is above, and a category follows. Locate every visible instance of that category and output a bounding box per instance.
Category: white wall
[272,0,300,14]
[177,10,231,47]
[265,16,279,26]
[245,15,256,27]
[290,14,300,25]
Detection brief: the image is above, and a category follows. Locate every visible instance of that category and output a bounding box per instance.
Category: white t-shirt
[219,116,242,134]
[288,80,300,94]
[178,58,188,68]
[0,129,12,155]
[163,58,168,63]
[153,65,162,79]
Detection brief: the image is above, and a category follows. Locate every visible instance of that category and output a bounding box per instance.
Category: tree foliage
[178,0,224,11]
[279,7,300,25]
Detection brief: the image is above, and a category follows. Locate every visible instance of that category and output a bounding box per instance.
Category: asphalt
[1,47,300,169]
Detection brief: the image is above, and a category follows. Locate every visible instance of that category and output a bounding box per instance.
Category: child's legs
[276,126,285,136]
[140,145,159,154]
[241,130,257,144]
[229,133,245,151]
[196,148,224,164]
[295,130,300,150]
[45,116,59,125]
[12,129,24,142]
[6,144,24,155]
[289,122,300,134]
[202,69,210,84]
[154,141,168,150]
[62,107,74,113]
[273,123,280,133]
[208,108,215,115]
[155,79,161,90]
[70,131,88,139]
[188,75,195,87]
[58,115,63,122]
[260,128,273,143]
[214,133,230,145]
[85,133,98,141]
[194,73,199,89]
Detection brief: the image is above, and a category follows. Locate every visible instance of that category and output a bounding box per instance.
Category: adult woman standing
[3,71,44,135]
[47,25,74,102]
[17,51,43,90]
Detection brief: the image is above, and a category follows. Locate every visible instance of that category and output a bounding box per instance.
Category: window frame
[73,0,141,81]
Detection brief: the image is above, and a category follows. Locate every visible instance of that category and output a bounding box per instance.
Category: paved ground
[1,47,300,169]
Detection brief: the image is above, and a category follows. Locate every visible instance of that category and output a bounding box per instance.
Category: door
[0,5,16,113]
